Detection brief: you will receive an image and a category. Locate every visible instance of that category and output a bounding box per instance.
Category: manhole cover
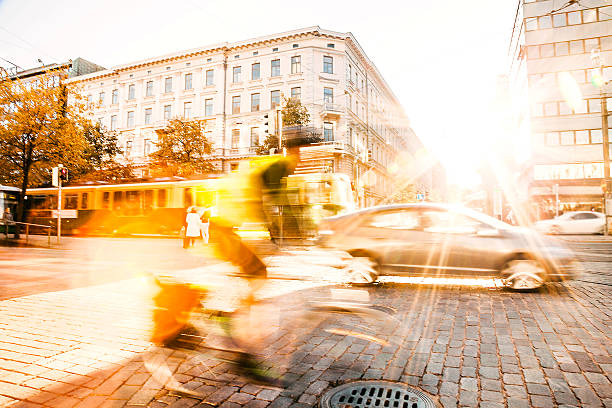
[320,380,437,408]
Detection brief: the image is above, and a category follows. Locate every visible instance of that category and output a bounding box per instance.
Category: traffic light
[59,167,68,182]
[263,114,269,134]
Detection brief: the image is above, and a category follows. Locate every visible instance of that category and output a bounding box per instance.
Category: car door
[418,209,502,276]
[356,208,426,274]
[573,212,602,233]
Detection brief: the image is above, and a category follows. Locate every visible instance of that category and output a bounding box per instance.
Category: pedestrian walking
[200,207,212,244]
[184,207,201,248]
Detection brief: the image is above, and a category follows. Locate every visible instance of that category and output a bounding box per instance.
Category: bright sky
[0,0,520,188]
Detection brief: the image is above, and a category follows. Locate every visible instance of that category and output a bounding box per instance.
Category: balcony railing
[210,147,259,157]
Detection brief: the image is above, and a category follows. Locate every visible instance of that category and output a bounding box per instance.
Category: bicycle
[142,274,398,399]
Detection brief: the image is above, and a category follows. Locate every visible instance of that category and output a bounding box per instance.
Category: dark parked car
[317,203,582,290]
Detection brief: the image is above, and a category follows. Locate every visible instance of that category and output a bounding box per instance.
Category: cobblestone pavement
[0,247,611,407]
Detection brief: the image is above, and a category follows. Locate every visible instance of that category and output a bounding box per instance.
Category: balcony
[210,147,259,158]
[319,103,344,119]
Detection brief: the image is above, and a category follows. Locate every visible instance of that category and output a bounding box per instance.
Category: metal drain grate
[320,381,437,408]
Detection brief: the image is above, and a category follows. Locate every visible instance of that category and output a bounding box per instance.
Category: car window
[571,213,596,220]
[421,210,483,234]
[368,210,419,230]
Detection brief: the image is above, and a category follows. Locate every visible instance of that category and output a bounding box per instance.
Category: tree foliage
[255,98,320,155]
[149,118,214,176]
[282,97,310,126]
[0,69,128,220]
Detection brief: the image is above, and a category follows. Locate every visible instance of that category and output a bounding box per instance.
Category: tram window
[113,191,123,210]
[125,191,142,215]
[158,189,167,207]
[102,192,110,209]
[184,188,193,207]
[32,195,47,209]
[48,195,57,209]
[196,191,215,207]
[144,190,154,211]
[81,193,89,209]
[64,195,78,209]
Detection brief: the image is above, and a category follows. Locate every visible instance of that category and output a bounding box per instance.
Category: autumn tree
[0,70,85,221]
[150,118,214,176]
[255,97,321,154]
[0,69,128,220]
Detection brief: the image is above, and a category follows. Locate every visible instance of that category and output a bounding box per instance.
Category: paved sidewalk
[0,263,611,408]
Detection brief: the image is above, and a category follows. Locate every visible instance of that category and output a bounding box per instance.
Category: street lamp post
[591,49,610,234]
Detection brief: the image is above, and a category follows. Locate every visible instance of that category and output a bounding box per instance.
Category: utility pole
[57,165,63,243]
[592,48,610,235]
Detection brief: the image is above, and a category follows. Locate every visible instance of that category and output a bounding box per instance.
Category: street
[0,236,610,407]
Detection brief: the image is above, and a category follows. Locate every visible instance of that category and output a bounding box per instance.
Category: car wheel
[343,256,379,284]
[501,259,546,291]
[550,225,562,235]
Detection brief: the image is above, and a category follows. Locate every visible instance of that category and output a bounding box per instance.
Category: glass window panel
[233,66,241,83]
[561,131,574,145]
[559,101,572,115]
[164,105,172,120]
[128,84,135,100]
[206,69,214,86]
[546,132,559,145]
[205,98,213,116]
[553,13,567,27]
[539,15,552,29]
[591,129,603,143]
[323,56,333,74]
[271,90,280,109]
[575,130,589,144]
[574,99,588,113]
[584,38,599,52]
[144,108,152,124]
[250,127,259,147]
[568,10,582,24]
[527,45,540,59]
[540,44,554,57]
[588,98,601,113]
[602,36,612,51]
[158,190,167,207]
[555,42,569,56]
[544,102,558,116]
[323,122,333,141]
[271,59,280,77]
[252,63,260,80]
[231,129,240,148]
[146,81,153,96]
[324,87,333,104]
[571,69,586,83]
[600,6,612,20]
[232,96,240,114]
[569,40,584,54]
[291,87,301,101]
[185,73,193,90]
[583,9,597,23]
[165,77,172,93]
[127,111,135,127]
[525,17,538,31]
[251,93,260,112]
[291,56,301,74]
[184,102,192,118]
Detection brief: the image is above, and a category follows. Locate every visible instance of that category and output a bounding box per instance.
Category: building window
[591,129,603,143]
[146,81,153,96]
[126,140,133,156]
[110,115,117,131]
[206,69,214,86]
[165,77,172,93]
[538,15,552,29]
[184,101,192,118]
[324,87,333,104]
[232,95,240,114]
[271,90,280,109]
[231,129,240,148]
[233,66,241,83]
[569,40,584,54]
[144,139,152,155]
[87,94,93,105]
[158,189,167,207]
[553,13,567,27]
[127,111,135,128]
[272,47,278,52]
[252,63,260,80]
[271,59,280,77]
[291,56,301,74]
[323,56,333,74]
[560,131,574,145]
[576,130,589,144]
[293,44,299,48]
[323,122,333,141]
[128,84,135,100]
[251,93,260,112]
[81,193,88,209]
[144,108,152,124]
[205,98,213,116]
[545,132,559,145]
[99,91,105,105]
[185,73,193,90]
[250,127,259,147]
[291,87,301,101]
[327,43,335,48]
[112,89,118,104]
[164,104,172,120]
